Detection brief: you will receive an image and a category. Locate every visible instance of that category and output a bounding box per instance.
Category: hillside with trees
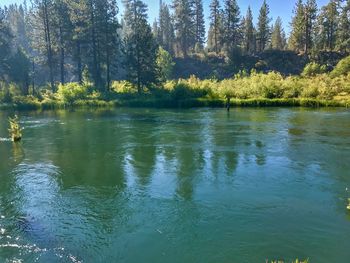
[0,0,350,108]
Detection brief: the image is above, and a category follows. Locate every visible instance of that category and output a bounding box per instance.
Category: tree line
[0,0,350,95]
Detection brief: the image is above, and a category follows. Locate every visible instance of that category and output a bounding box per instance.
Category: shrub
[12,95,41,109]
[170,77,210,101]
[57,82,88,105]
[111,81,137,94]
[0,82,12,102]
[331,55,350,77]
[302,62,327,77]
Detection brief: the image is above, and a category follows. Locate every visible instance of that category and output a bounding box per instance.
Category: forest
[0,0,350,109]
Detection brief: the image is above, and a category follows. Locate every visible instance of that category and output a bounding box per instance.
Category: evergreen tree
[152,19,160,41]
[289,0,305,52]
[304,0,318,54]
[123,0,158,93]
[209,0,222,53]
[242,6,255,55]
[257,0,271,52]
[337,0,350,52]
[30,0,56,91]
[67,0,90,83]
[271,17,286,50]
[6,4,30,51]
[223,0,241,51]
[99,0,120,91]
[316,0,339,51]
[8,48,31,95]
[172,0,195,57]
[52,0,73,85]
[0,7,12,80]
[86,0,102,89]
[159,4,175,54]
[193,0,205,50]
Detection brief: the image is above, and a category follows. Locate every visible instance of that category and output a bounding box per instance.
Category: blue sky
[2,0,330,35]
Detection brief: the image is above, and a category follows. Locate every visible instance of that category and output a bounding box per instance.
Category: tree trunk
[76,41,82,83]
[89,0,100,88]
[59,26,65,85]
[43,0,55,92]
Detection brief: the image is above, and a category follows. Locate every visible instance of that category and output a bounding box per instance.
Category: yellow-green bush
[57,82,88,105]
[331,55,350,77]
[111,81,137,94]
[302,62,327,77]
[12,95,41,109]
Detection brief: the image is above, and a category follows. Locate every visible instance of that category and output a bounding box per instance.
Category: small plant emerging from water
[8,115,22,142]
[347,198,350,210]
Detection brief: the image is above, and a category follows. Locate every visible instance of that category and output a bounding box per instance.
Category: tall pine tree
[123,0,158,93]
[242,6,255,55]
[222,0,241,51]
[193,0,205,51]
[159,4,175,54]
[316,0,339,51]
[257,0,271,52]
[172,0,195,57]
[209,0,222,53]
[337,0,350,52]
[271,17,286,50]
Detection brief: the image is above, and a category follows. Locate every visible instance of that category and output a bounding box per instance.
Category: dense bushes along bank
[1,57,350,110]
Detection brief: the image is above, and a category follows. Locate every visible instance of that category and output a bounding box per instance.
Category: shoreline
[1,98,349,111]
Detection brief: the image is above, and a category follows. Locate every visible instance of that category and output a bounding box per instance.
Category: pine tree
[337,0,350,52]
[172,0,195,57]
[123,0,158,93]
[8,48,31,95]
[0,7,12,79]
[152,19,160,42]
[304,0,317,54]
[96,0,120,91]
[209,0,222,53]
[289,0,305,52]
[193,0,205,50]
[242,6,255,55]
[271,17,286,50]
[6,4,30,51]
[316,0,339,51]
[257,0,271,52]
[52,0,73,85]
[159,4,175,54]
[86,0,102,89]
[65,0,87,83]
[30,0,56,91]
[223,0,241,51]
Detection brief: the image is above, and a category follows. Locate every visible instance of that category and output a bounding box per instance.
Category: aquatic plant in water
[8,115,22,142]
[347,199,350,210]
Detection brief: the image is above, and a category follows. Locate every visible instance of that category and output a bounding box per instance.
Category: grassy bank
[1,97,349,111]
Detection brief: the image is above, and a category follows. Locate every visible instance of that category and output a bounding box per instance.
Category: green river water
[0,108,349,263]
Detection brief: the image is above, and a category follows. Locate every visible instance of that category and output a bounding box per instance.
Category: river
[0,108,349,262]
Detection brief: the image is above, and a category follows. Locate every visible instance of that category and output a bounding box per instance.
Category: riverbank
[2,63,350,111]
[1,97,349,111]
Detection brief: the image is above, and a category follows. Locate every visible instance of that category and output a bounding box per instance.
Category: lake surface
[0,108,349,263]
